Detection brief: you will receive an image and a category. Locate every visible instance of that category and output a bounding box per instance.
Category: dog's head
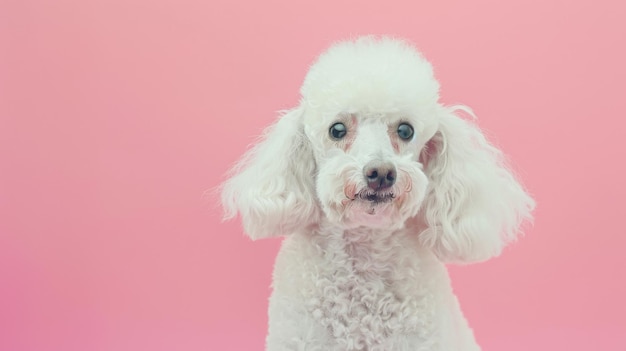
[221,37,534,263]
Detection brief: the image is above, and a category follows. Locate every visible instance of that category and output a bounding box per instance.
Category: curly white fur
[221,36,534,351]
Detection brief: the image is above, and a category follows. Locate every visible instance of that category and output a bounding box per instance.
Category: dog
[221,36,534,351]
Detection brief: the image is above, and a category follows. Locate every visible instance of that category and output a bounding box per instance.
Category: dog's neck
[317,221,401,242]
[312,221,412,278]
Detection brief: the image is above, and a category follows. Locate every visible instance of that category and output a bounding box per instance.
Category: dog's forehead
[300,37,441,121]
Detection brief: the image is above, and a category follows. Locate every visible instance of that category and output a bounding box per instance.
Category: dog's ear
[418,105,535,263]
[221,107,319,240]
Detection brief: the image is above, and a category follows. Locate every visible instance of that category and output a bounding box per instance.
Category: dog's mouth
[355,190,395,204]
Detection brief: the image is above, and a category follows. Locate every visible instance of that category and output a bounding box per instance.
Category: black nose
[363,161,396,190]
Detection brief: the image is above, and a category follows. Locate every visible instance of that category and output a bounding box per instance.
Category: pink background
[1,0,625,350]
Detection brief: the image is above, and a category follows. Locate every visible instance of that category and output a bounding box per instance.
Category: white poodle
[221,36,534,351]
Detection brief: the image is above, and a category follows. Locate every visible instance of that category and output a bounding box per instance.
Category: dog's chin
[341,190,404,229]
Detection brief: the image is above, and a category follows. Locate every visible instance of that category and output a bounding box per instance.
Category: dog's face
[299,37,441,229]
[304,110,437,229]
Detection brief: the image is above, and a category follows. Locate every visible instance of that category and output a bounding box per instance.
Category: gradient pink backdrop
[1,0,625,350]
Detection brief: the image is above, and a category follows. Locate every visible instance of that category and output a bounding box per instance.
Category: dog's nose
[363,161,396,190]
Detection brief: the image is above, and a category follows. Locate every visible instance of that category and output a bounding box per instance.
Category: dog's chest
[304,232,436,350]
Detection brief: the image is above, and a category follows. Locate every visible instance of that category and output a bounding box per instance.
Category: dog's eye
[329,122,347,140]
[397,123,414,140]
